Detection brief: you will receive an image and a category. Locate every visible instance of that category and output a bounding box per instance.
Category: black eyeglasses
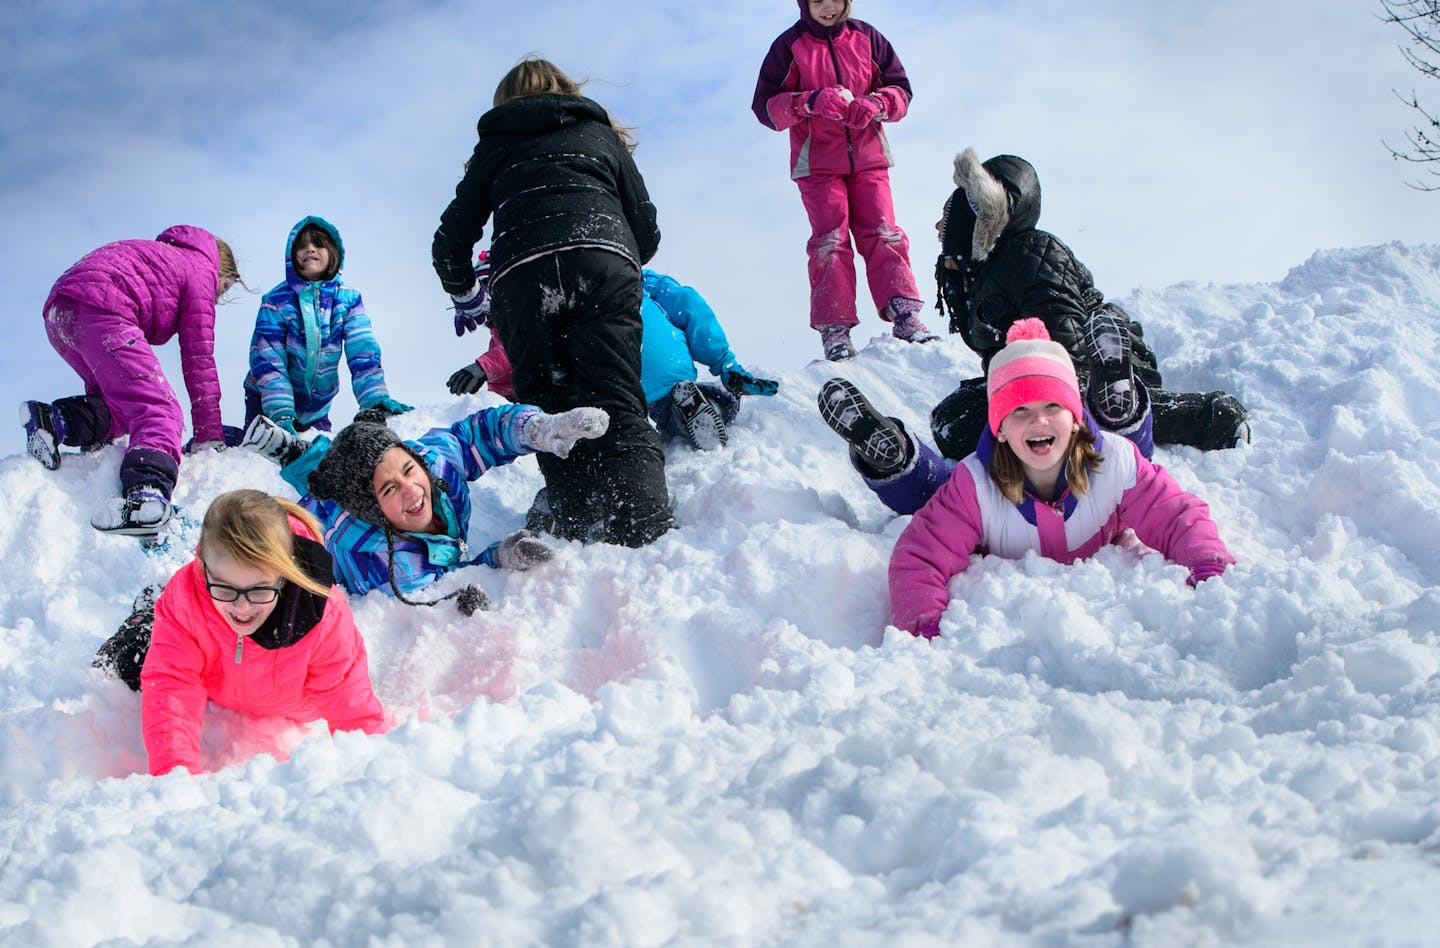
[202,562,284,604]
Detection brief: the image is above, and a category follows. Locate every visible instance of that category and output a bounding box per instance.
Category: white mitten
[521,407,610,459]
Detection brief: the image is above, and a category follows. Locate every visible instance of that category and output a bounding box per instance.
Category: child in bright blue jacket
[244,216,412,434]
[447,268,779,451]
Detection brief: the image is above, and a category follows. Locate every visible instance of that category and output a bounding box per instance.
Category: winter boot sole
[21,401,62,470]
[671,381,728,451]
[817,378,908,474]
[1084,308,1141,427]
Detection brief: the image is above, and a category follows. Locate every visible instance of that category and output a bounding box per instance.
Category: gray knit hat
[307,422,415,527]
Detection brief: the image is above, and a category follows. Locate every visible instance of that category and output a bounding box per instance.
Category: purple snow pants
[44,299,183,495]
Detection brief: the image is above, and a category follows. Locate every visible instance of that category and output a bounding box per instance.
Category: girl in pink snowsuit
[752,0,934,361]
[889,320,1234,639]
[24,225,242,536]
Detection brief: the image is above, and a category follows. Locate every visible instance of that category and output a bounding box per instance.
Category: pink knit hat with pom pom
[986,318,1084,435]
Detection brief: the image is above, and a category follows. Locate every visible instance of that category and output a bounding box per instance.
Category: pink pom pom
[1006,317,1051,344]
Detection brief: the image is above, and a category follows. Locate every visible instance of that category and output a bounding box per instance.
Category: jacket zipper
[234,632,244,664]
[826,35,856,174]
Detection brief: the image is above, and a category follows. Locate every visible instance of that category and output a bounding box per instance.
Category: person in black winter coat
[432,58,673,547]
[928,148,1249,460]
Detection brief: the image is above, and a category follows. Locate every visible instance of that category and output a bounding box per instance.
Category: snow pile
[2,243,1439,946]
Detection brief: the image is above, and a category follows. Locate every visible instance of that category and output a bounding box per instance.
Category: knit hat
[986,318,1084,435]
[307,422,411,527]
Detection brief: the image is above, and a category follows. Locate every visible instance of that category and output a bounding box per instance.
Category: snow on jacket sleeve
[432,149,492,297]
[641,271,734,375]
[888,463,986,637]
[616,146,661,266]
[338,291,392,410]
[140,570,211,776]
[175,278,224,443]
[421,402,539,481]
[1115,441,1236,575]
[301,592,386,736]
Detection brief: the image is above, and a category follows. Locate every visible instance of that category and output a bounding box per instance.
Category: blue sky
[1,0,1433,435]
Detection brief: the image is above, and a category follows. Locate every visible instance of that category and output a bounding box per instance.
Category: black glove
[447,362,488,396]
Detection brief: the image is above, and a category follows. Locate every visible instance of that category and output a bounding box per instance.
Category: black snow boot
[818,378,912,475]
[1152,390,1251,450]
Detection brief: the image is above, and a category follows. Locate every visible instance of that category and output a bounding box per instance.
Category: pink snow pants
[795,167,920,330]
[44,301,185,463]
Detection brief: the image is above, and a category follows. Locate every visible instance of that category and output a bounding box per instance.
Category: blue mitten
[721,364,779,397]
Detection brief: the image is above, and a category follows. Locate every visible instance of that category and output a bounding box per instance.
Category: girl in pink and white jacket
[752,0,935,361]
[137,489,386,775]
[889,320,1233,639]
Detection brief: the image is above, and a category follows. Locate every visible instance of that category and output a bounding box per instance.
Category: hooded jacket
[888,421,1233,638]
[751,0,912,178]
[244,216,394,428]
[140,519,386,776]
[433,94,661,295]
[281,403,539,597]
[44,225,224,443]
[936,153,1102,367]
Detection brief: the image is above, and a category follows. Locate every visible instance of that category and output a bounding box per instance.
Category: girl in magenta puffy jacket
[23,226,243,537]
[888,320,1234,639]
[752,0,935,361]
[108,489,387,776]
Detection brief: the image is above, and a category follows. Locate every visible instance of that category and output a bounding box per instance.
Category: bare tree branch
[1380,0,1440,187]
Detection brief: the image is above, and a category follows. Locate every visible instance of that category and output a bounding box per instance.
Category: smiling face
[807,0,846,26]
[202,547,283,636]
[997,401,1077,483]
[292,234,332,282]
[371,446,435,533]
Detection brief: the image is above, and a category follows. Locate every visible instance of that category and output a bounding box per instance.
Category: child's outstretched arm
[1117,442,1235,584]
[340,292,409,417]
[888,465,985,638]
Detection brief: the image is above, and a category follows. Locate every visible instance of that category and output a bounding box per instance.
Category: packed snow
[2,242,1439,946]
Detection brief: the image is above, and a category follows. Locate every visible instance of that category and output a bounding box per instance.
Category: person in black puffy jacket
[432,58,673,548]
[929,148,1248,460]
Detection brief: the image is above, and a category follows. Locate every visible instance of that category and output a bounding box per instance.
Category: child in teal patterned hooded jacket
[243,216,412,435]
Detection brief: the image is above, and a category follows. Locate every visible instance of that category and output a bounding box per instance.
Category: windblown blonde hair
[989,425,1103,504]
[492,57,638,153]
[214,237,252,298]
[198,489,331,598]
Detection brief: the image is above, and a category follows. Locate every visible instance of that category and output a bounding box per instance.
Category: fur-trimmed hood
[940,149,1042,264]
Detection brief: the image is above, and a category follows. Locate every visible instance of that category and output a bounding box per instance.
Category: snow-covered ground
[2,242,1439,946]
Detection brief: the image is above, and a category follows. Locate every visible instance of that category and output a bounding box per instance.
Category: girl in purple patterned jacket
[22,226,243,537]
[888,319,1233,639]
[752,0,936,361]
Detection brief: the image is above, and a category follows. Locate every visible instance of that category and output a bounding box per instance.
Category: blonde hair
[492,57,638,153]
[198,489,331,598]
[214,237,252,297]
[989,425,1103,504]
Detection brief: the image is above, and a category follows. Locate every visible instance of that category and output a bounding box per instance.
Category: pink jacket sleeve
[302,592,386,736]
[176,281,224,443]
[1118,442,1235,577]
[888,464,985,638]
[871,85,909,123]
[475,332,515,400]
[140,579,210,776]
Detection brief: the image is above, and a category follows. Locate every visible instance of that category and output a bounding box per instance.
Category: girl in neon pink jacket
[889,320,1233,639]
[24,226,243,537]
[138,489,386,775]
[752,0,934,360]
